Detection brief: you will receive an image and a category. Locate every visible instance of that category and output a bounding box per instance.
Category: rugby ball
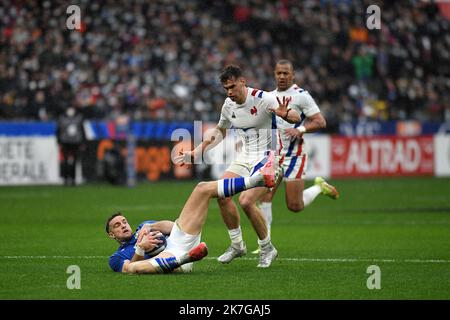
[145,235,167,257]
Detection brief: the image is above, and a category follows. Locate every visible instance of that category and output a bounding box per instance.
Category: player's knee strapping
[150,257,180,273]
[217,176,263,198]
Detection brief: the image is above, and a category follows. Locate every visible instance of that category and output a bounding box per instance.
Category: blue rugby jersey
[109,220,165,272]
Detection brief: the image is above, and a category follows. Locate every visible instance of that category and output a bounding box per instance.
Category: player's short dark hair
[275,59,294,70]
[105,212,123,233]
[219,65,243,83]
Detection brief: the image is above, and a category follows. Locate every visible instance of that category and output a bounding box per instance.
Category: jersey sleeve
[109,253,125,272]
[135,220,157,234]
[217,103,232,129]
[298,91,321,117]
[262,92,279,115]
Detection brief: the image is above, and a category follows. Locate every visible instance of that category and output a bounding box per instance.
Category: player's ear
[108,232,117,240]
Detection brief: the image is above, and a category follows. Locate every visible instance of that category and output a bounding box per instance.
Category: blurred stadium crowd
[0,0,449,133]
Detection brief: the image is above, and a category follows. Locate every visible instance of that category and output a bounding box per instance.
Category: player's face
[108,215,133,241]
[222,77,247,104]
[274,64,294,91]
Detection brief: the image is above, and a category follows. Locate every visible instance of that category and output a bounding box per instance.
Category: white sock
[228,226,244,247]
[303,185,321,207]
[259,202,272,234]
[244,172,264,188]
[149,259,165,273]
[258,234,271,248]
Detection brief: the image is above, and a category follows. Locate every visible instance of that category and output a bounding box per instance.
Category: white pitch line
[206,257,450,264]
[1,256,450,264]
[0,256,108,259]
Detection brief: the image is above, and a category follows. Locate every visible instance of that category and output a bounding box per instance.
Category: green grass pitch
[0,177,449,300]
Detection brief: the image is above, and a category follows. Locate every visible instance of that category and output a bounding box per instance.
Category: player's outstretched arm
[174,126,227,166]
[146,220,174,235]
[284,112,327,139]
[303,112,326,131]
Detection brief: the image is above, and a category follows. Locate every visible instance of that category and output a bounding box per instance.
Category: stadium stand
[0,0,449,132]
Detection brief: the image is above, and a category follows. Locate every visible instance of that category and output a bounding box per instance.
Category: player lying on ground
[106,151,280,274]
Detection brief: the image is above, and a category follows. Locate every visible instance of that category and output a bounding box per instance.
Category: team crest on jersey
[232,112,236,118]
[250,106,257,115]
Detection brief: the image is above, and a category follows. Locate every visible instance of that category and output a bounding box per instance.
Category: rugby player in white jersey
[252,60,339,254]
[175,65,301,268]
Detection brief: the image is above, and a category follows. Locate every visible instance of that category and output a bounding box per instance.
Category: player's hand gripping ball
[145,231,167,256]
[137,224,167,256]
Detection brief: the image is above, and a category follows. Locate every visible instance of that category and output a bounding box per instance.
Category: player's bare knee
[287,201,304,213]
[195,181,207,192]
[195,181,213,196]
[239,197,256,212]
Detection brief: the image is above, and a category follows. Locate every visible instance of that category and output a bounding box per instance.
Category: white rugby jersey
[218,87,278,162]
[272,84,320,157]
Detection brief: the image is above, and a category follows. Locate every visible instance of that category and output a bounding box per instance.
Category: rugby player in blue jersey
[106,150,280,274]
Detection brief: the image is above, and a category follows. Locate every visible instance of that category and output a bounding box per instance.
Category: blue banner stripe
[0,122,56,136]
[86,121,195,140]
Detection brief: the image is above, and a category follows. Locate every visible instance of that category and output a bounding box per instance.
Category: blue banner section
[1,120,447,138]
[339,121,396,136]
[339,121,448,136]
[0,122,56,136]
[85,121,194,140]
[0,121,195,140]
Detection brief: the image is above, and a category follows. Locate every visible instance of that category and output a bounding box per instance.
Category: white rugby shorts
[279,154,308,180]
[225,151,271,177]
[163,221,200,273]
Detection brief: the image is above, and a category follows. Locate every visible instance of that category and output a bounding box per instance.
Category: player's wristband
[134,244,145,256]
[297,125,306,134]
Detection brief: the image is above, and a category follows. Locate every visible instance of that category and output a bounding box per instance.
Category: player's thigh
[219,171,241,179]
[223,160,251,179]
[284,179,305,209]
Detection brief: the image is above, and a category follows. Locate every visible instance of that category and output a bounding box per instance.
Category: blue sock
[154,257,180,273]
[217,175,263,198]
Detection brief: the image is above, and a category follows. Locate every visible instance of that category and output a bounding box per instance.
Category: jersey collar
[277,83,296,93]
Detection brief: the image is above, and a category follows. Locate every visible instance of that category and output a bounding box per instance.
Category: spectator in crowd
[0,0,448,125]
